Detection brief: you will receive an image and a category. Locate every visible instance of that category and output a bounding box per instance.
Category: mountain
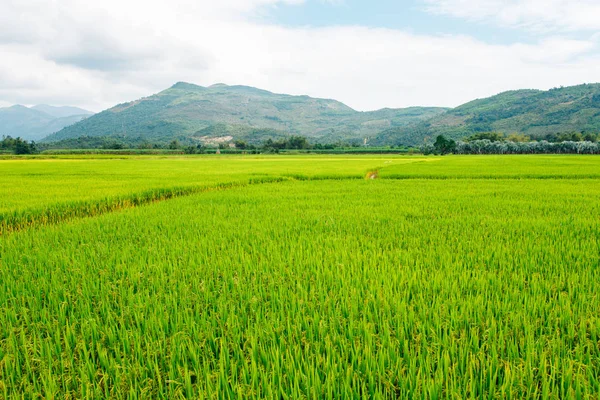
[31,105,93,119]
[0,105,94,141]
[373,83,600,145]
[10,83,600,146]
[43,82,448,145]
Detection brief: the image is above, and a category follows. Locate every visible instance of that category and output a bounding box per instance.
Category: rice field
[1,155,599,398]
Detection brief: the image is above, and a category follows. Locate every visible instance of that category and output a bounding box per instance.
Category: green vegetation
[0,136,38,154]
[42,82,447,145]
[40,135,163,151]
[40,134,414,155]
[432,135,457,155]
[463,131,599,143]
[377,155,600,179]
[32,82,600,147]
[0,155,402,217]
[454,140,600,154]
[373,83,600,145]
[1,155,599,398]
[421,134,600,155]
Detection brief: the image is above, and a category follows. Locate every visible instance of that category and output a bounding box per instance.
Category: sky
[1,0,599,112]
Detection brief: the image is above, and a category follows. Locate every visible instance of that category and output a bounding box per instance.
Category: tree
[506,133,531,143]
[557,132,583,142]
[466,132,505,142]
[454,139,600,155]
[433,135,456,155]
[14,139,35,154]
[234,140,248,149]
[287,136,309,150]
[168,140,180,150]
[102,141,124,150]
[1,136,37,154]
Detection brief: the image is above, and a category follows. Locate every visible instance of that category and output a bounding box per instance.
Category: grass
[0,155,413,212]
[0,155,418,234]
[378,155,600,179]
[1,155,599,398]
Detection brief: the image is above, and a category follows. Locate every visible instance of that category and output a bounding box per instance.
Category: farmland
[0,155,599,398]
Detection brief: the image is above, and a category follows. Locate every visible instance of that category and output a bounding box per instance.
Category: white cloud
[425,0,600,32]
[0,0,598,111]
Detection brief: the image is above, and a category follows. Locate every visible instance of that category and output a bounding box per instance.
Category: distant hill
[31,105,93,119]
[373,84,600,145]
[43,82,448,145]
[36,82,600,147]
[0,105,94,141]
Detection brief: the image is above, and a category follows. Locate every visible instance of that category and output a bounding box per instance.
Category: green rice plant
[378,154,600,179]
[0,155,407,213]
[1,164,599,398]
[1,155,414,235]
[0,179,295,235]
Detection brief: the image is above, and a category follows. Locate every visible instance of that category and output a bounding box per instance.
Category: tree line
[6,131,600,156]
[462,131,599,143]
[178,136,366,154]
[0,136,38,154]
[422,132,600,155]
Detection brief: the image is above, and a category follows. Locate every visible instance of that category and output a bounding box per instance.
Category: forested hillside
[43,82,447,145]
[373,84,600,145]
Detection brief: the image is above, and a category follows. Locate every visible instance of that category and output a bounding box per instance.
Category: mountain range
[0,105,94,141]
[372,83,600,145]
[7,82,600,146]
[43,82,447,145]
